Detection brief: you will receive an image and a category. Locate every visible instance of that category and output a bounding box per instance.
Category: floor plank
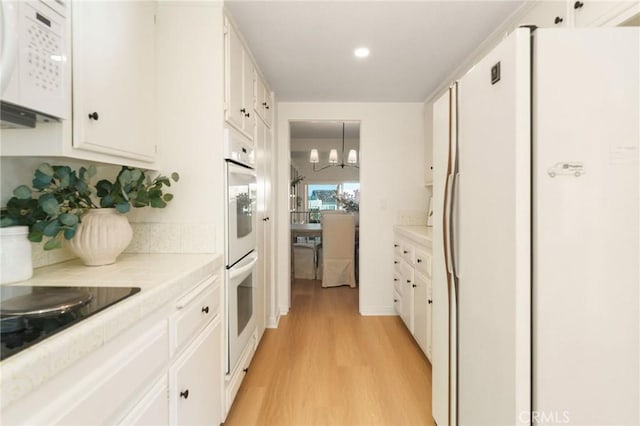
[224,279,434,426]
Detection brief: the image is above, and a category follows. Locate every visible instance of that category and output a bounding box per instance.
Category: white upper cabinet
[71,1,156,162]
[518,1,568,28]
[254,73,273,128]
[572,1,639,26]
[225,18,255,139]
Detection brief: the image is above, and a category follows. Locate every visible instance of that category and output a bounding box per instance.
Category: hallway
[224,279,434,426]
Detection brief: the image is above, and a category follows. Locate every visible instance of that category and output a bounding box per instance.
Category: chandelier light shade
[329,149,338,164]
[348,149,357,164]
[308,122,359,171]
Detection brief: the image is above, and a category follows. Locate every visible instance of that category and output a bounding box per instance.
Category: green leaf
[95,180,113,197]
[43,238,62,250]
[39,194,60,216]
[53,166,71,180]
[115,203,130,214]
[33,170,53,189]
[37,163,55,176]
[162,193,174,202]
[87,165,97,177]
[1,217,16,227]
[63,225,77,240]
[59,173,71,189]
[59,213,79,226]
[171,172,180,182]
[43,220,60,237]
[131,169,142,182]
[100,195,114,208]
[150,198,167,208]
[13,185,32,200]
[28,230,43,242]
[118,169,132,186]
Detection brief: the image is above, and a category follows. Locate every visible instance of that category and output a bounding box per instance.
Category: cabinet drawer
[415,248,432,278]
[171,276,220,355]
[400,260,414,286]
[393,290,402,315]
[393,241,402,257]
[393,271,402,294]
[400,242,415,265]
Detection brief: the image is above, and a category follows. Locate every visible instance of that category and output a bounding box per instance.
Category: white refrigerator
[432,27,639,426]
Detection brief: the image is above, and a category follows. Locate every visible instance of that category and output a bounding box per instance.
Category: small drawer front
[393,240,402,256]
[393,290,402,315]
[400,260,414,286]
[172,278,220,355]
[415,249,432,278]
[393,271,402,294]
[400,242,415,265]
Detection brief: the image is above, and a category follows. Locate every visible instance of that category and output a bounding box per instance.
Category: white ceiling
[225,0,526,102]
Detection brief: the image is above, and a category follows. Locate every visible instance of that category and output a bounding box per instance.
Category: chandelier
[308,122,359,171]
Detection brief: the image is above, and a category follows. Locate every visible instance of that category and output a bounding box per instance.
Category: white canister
[0,226,34,284]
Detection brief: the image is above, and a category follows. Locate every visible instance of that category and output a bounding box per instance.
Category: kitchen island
[0,253,223,426]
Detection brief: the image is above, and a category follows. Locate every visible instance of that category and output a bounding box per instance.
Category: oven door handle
[229,253,258,279]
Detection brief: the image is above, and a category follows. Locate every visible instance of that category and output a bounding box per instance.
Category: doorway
[289,120,360,306]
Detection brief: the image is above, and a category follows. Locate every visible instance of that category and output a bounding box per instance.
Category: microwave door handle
[0,0,18,94]
[229,254,258,279]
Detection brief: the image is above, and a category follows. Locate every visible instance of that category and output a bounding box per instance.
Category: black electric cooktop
[0,286,140,361]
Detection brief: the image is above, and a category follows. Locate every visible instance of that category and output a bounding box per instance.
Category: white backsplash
[30,222,216,269]
[396,209,429,226]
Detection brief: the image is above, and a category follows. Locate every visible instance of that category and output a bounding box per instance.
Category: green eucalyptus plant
[1,163,179,250]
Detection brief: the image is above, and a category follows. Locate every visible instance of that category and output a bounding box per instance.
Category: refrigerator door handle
[444,172,454,274]
[451,172,461,279]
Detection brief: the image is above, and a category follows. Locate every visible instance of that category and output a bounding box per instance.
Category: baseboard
[359,306,397,316]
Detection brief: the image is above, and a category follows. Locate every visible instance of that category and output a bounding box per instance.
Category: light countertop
[394,225,433,247]
[0,253,222,409]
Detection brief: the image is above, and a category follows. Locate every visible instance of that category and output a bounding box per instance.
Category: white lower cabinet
[170,318,222,425]
[393,229,433,362]
[119,377,169,426]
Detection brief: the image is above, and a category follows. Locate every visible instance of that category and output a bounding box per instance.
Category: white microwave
[0,0,68,128]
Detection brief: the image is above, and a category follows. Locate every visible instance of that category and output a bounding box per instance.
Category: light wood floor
[224,279,435,426]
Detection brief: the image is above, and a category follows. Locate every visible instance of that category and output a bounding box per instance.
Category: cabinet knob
[394,299,398,303]
[412,284,417,288]
[406,279,411,284]
[201,306,209,314]
[240,108,246,114]
[428,299,433,304]
[394,244,399,248]
[245,112,251,118]
[88,112,99,120]
[554,16,564,24]
[393,278,398,282]
[394,261,398,264]
[574,1,584,9]
[403,250,409,254]
[265,105,270,110]
[262,102,268,106]
[180,389,189,399]
[417,258,422,263]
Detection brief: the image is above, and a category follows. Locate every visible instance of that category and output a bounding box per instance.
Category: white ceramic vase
[68,208,133,266]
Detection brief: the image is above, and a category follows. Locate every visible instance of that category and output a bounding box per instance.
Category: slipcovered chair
[320,213,356,288]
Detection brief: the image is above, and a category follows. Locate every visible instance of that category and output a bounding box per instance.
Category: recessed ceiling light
[354,47,370,58]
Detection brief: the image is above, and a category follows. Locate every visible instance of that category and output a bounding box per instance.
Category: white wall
[276,102,427,315]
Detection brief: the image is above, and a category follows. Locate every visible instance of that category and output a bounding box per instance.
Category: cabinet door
[72,1,156,162]
[119,377,169,426]
[573,1,637,26]
[170,318,222,426]
[242,50,255,135]
[518,1,567,28]
[225,21,245,131]
[426,276,433,362]
[400,260,414,332]
[255,75,267,122]
[413,271,429,356]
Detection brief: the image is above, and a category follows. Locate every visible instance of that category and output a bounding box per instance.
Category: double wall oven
[224,127,258,375]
